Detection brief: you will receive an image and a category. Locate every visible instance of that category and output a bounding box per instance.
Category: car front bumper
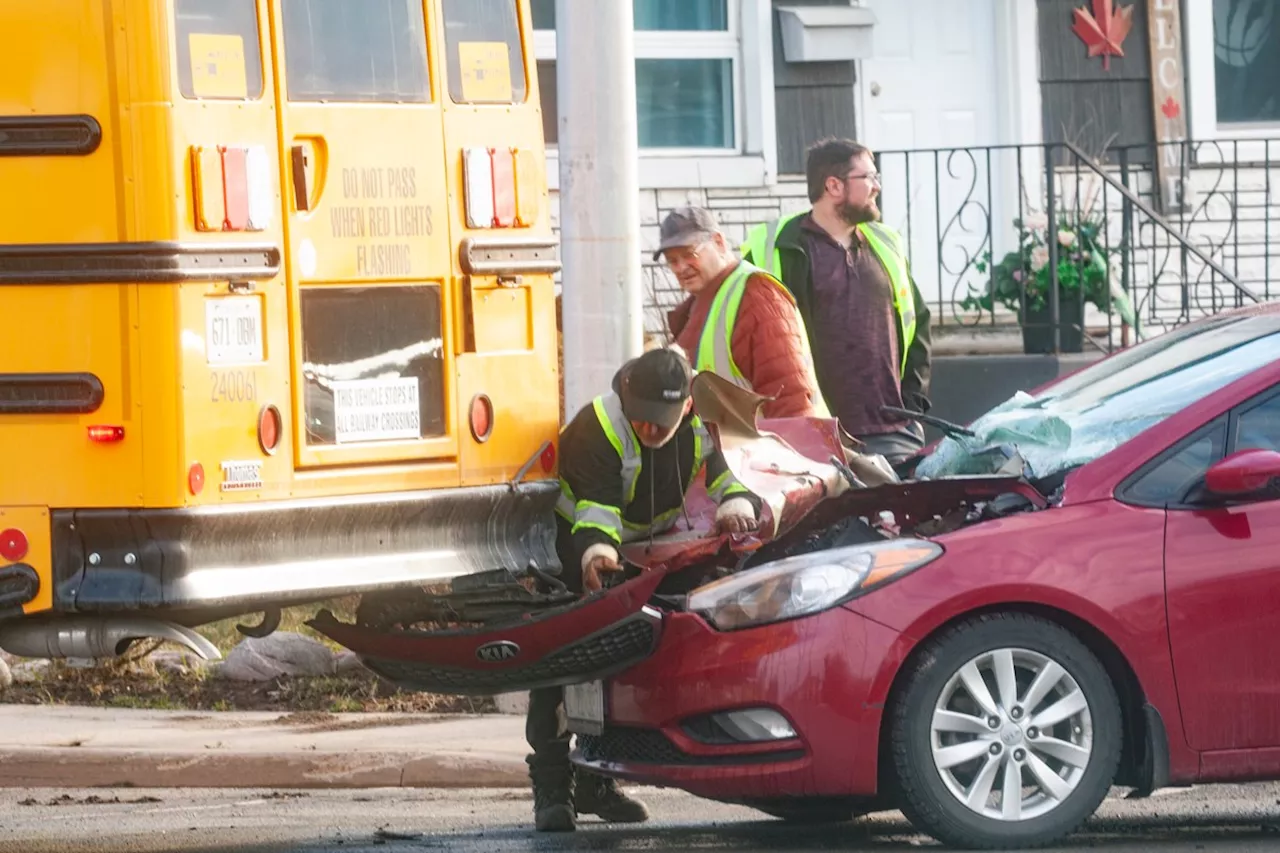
[570,604,902,801]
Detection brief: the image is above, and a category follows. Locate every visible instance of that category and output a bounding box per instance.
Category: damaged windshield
[916,312,1280,481]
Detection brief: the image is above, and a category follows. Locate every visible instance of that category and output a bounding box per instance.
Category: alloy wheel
[930,647,1094,821]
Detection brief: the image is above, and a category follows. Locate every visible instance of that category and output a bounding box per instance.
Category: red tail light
[464,146,526,229]
[220,146,250,230]
[258,404,282,454]
[87,425,125,443]
[0,528,28,562]
[469,394,494,443]
[540,441,557,473]
[191,144,272,233]
[490,148,516,227]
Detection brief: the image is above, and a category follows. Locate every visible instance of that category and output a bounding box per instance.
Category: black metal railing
[638,138,1277,355]
[871,138,1276,353]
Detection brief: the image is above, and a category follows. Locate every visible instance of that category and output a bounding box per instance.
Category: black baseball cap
[652,206,721,260]
[613,347,693,430]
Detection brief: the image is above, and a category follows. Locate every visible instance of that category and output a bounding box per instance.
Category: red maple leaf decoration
[1072,0,1134,71]
[1161,96,1181,119]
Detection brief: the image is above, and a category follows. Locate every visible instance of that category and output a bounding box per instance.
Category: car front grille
[360,611,659,695]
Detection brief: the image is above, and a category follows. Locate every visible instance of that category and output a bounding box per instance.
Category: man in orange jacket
[657,206,826,419]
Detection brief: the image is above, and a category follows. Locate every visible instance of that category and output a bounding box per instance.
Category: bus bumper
[43,481,559,617]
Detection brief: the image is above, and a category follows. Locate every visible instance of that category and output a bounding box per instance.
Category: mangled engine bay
[307,374,1053,696]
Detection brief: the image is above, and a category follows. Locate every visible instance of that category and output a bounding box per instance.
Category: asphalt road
[3,784,1280,853]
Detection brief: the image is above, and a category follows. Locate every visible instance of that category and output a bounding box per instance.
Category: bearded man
[742,138,934,464]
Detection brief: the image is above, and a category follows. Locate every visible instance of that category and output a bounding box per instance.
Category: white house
[535,0,1279,347]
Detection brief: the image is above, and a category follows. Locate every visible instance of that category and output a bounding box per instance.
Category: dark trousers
[526,685,570,775]
[527,531,582,788]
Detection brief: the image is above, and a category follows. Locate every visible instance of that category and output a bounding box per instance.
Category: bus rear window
[442,0,528,104]
[282,0,429,103]
[175,0,264,100]
[300,286,446,446]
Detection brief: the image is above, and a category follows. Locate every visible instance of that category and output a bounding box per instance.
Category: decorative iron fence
[870,139,1277,353]
[640,139,1279,355]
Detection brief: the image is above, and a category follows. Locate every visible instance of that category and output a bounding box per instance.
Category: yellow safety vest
[695,259,832,418]
[740,213,918,378]
[554,392,747,544]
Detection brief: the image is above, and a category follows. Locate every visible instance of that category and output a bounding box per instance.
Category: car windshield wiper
[880,405,976,439]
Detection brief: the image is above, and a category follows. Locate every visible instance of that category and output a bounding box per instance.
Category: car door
[1155,388,1280,751]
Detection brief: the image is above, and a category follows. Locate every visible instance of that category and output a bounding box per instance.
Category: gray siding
[1038,0,1156,164]
[771,0,858,176]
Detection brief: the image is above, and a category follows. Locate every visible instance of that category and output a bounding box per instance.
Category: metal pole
[1045,149,1060,354]
[557,0,642,418]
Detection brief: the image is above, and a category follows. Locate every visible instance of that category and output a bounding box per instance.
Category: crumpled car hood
[307,374,1046,695]
[617,373,900,572]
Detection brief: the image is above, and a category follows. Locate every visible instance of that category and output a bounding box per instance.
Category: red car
[313,302,1280,850]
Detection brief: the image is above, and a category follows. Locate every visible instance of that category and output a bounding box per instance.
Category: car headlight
[687,538,943,631]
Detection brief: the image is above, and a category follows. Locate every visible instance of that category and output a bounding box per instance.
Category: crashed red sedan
[313,303,1280,850]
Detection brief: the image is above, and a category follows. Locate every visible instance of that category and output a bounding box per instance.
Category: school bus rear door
[266,0,457,481]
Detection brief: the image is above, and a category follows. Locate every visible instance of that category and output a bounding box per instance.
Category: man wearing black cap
[526,345,762,832]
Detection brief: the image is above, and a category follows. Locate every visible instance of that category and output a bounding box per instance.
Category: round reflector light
[469,394,494,443]
[0,528,29,563]
[188,462,206,496]
[258,404,282,454]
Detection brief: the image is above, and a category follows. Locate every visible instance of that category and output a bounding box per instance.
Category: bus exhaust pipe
[0,617,222,662]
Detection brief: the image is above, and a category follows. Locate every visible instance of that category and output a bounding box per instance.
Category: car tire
[888,612,1122,850]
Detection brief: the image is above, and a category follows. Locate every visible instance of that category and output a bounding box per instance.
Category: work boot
[529,764,575,832]
[574,770,650,823]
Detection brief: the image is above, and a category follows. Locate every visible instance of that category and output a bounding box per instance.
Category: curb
[0,749,529,790]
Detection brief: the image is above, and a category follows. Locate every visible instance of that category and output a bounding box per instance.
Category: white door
[859,0,1013,313]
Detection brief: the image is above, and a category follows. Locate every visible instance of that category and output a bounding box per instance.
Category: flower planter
[1021,297,1084,354]
[962,211,1115,356]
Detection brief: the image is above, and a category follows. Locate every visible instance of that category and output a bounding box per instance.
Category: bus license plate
[205,296,264,365]
[565,680,604,735]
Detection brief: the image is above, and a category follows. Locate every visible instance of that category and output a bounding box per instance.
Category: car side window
[1234,392,1280,454]
[1124,417,1228,507]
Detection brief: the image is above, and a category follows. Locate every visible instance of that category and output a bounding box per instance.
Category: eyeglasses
[844,170,881,185]
[662,240,712,266]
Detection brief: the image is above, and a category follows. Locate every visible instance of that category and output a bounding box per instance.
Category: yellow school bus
[0,0,560,660]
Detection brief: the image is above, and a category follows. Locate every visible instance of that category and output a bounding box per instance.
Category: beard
[838,198,879,226]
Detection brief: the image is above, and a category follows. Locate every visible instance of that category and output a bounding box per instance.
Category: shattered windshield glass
[916,312,1280,481]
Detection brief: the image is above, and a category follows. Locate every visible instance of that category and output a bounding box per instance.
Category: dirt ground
[0,596,498,714]
[0,662,497,714]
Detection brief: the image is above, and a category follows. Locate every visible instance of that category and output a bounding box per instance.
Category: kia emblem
[476,640,520,663]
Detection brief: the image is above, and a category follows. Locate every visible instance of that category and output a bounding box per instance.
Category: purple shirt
[802,215,907,436]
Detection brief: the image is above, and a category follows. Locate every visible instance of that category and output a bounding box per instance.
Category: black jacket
[743,212,934,415]
[555,401,760,589]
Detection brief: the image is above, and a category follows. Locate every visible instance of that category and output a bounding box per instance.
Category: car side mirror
[1204,449,1280,498]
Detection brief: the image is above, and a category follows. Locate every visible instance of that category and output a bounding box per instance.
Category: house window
[531,0,739,151]
[1213,0,1280,125]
